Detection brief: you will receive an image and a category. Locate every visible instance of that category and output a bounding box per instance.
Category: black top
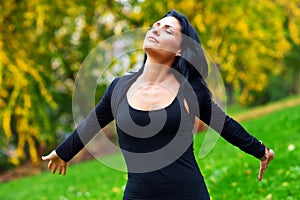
[116,86,210,199]
[56,73,265,199]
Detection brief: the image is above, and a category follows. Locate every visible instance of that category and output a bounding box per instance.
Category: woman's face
[143,16,182,58]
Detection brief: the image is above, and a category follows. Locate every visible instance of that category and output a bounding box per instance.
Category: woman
[42,10,274,199]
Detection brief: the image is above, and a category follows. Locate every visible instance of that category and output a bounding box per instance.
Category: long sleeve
[189,77,265,159]
[55,78,119,162]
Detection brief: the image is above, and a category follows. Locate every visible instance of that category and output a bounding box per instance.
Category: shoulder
[188,77,208,91]
[105,72,140,100]
[181,77,211,105]
[108,72,139,89]
[181,77,210,96]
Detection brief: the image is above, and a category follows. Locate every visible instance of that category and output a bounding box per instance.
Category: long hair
[165,9,208,80]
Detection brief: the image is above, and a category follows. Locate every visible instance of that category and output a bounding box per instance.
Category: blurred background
[0,0,300,199]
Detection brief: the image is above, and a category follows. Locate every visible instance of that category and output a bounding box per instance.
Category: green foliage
[123,0,300,105]
[0,150,13,171]
[1,0,300,166]
[0,0,130,165]
[249,74,291,106]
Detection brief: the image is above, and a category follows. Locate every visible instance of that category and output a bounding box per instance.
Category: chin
[143,42,158,49]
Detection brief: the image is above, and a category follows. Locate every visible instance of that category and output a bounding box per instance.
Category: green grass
[195,104,300,199]
[1,105,300,200]
[225,94,300,116]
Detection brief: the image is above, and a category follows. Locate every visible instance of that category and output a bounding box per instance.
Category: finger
[258,158,271,181]
[58,166,63,175]
[60,166,66,176]
[62,167,66,175]
[258,162,266,181]
[48,160,53,170]
[269,149,275,160]
[41,156,47,160]
[42,151,55,161]
[258,170,263,181]
[258,168,263,181]
[42,155,51,161]
[52,165,58,174]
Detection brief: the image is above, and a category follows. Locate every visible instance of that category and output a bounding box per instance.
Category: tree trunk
[225,83,235,105]
[292,67,300,94]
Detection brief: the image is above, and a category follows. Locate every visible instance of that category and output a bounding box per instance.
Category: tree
[0,0,59,165]
[278,0,300,94]
[1,0,298,167]
[0,0,130,166]
[125,0,291,105]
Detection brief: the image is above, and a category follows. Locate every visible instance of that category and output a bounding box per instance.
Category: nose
[151,26,160,36]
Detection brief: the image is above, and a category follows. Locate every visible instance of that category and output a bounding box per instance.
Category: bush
[0,149,13,172]
[250,74,291,106]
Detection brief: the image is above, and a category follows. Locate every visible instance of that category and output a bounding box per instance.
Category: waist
[124,175,205,200]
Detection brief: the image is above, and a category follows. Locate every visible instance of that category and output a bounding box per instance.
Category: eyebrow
[153,22,176,30]
[165,25,175,30]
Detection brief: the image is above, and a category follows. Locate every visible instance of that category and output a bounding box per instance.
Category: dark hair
[140,9,208,81]
[165,9,208,80]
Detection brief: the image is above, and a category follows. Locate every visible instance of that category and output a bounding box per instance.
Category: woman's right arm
[42,150,67,175]
[42,78,119,174]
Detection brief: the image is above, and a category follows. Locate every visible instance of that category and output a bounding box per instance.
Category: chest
[127,82,180,111]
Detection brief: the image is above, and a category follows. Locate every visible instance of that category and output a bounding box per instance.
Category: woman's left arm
[202,97,274,180]
[190,78,274,181]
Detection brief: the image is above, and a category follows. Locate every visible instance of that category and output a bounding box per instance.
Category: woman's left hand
[258,148,275,181]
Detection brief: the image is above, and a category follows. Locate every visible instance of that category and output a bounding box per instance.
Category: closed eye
[165,28,174,34]
[151,22,175,34]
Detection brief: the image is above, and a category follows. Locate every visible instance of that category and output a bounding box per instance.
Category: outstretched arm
[189,77,275,181]
[42,78,119,174]
[202,98,275,181]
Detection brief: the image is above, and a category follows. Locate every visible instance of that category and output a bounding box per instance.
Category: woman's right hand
[42,150,67,175]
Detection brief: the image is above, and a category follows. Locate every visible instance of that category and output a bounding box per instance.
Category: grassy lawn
[195,104,300,199]
[0,104,300,200]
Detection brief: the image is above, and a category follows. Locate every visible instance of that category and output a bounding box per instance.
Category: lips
[147,36,159,43]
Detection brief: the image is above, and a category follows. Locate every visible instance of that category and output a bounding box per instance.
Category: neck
[141,60,172,83]
[140,53,176,83]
